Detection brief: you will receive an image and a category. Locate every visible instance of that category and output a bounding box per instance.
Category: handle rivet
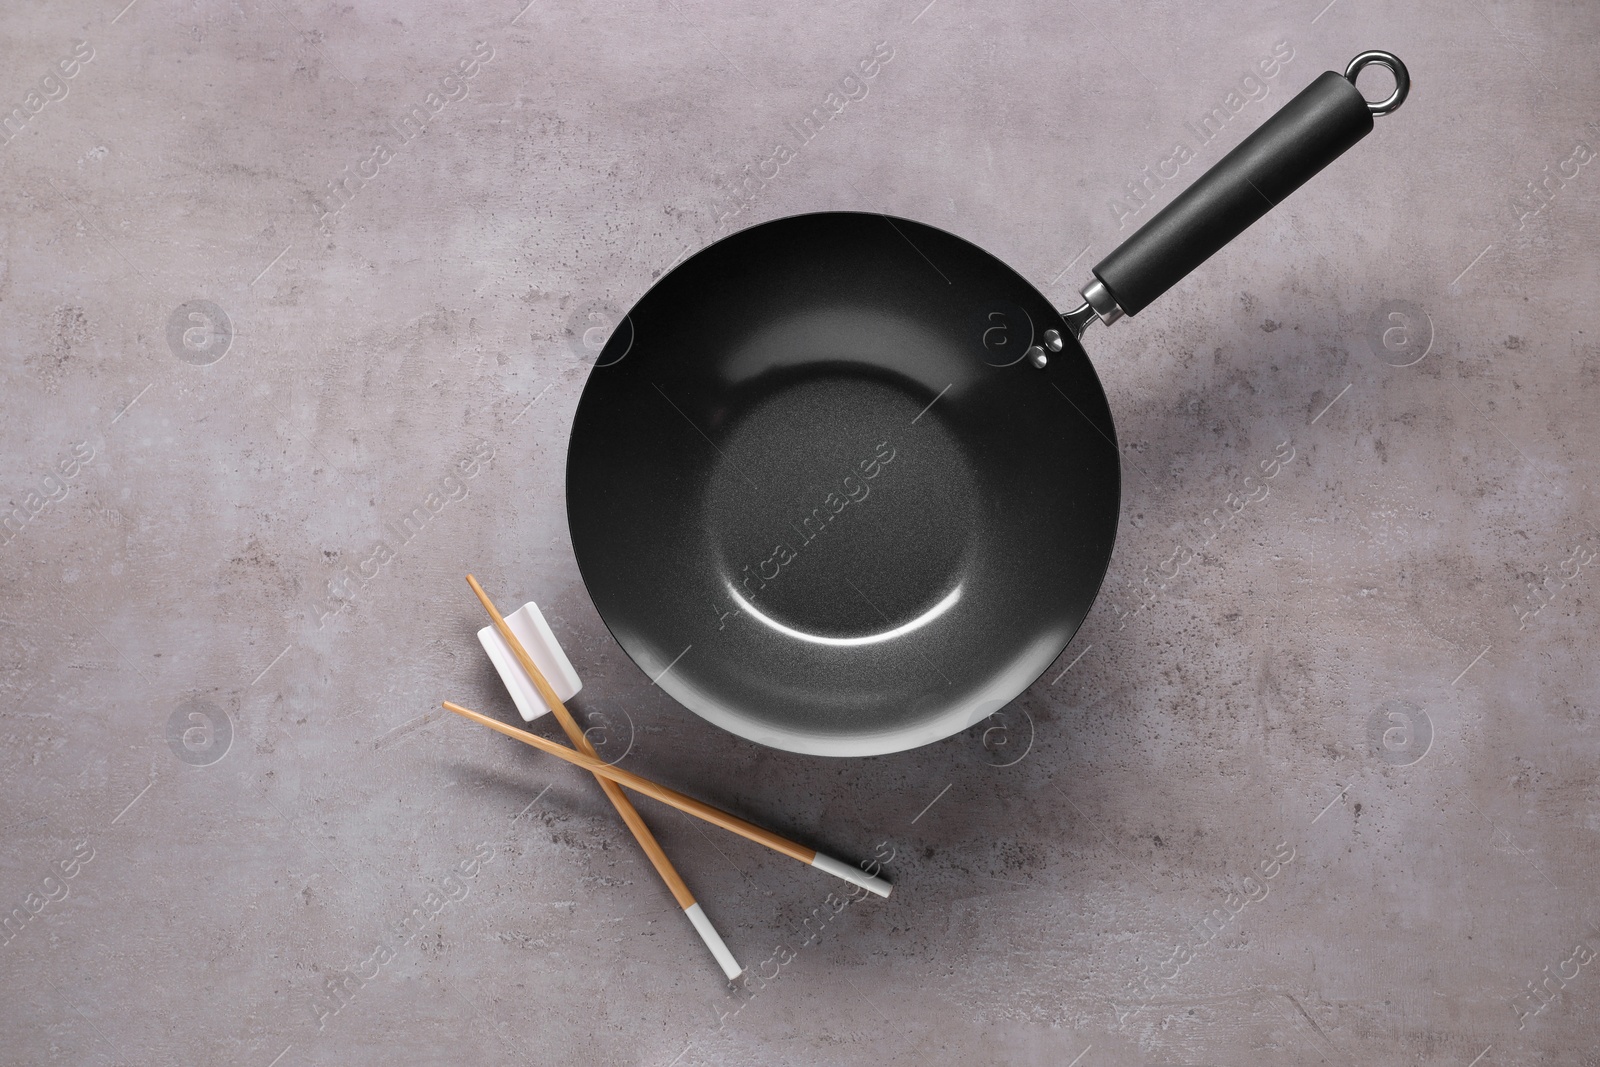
[1026,345,1048,368]
[1043,329,1064,352]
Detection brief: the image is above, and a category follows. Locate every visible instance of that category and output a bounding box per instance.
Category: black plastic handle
[1093,64,1394,317]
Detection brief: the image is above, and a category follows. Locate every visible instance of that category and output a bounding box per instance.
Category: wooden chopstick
[442,699,893,899]
[465,575,741,979]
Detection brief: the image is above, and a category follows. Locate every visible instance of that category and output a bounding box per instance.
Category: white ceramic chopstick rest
[477,601,582,721]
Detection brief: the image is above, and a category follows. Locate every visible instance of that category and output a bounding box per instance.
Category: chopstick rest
[476,601,581,722]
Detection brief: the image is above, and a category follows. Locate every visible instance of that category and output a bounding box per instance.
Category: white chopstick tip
[811,852,892,898]
[684,902,743,980]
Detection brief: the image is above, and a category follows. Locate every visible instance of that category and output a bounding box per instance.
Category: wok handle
[1089,52,1409,319]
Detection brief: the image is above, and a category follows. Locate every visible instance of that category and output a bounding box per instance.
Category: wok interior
[566,213,1120,755]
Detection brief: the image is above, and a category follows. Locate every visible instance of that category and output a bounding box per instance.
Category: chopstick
[442,700,893,899]
[466,575,741,980]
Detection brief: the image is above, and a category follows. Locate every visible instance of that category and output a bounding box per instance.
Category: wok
[566,52,1409,756]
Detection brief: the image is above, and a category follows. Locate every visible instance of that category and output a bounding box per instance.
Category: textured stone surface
[2,1,1597,1065]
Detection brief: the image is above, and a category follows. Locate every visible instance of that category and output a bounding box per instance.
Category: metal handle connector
[1062,279,1127,340]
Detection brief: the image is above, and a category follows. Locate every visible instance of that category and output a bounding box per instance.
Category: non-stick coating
[566,212,1120,756]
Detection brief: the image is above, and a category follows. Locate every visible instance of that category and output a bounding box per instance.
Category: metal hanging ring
[1344,51,1410,116]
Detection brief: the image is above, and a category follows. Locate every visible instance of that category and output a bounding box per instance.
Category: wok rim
[564,209,1121,757]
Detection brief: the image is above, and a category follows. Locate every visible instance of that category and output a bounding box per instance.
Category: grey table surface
[3,1,1598,1065]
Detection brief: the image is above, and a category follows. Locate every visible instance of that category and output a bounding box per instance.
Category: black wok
[566,53,1409,755]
